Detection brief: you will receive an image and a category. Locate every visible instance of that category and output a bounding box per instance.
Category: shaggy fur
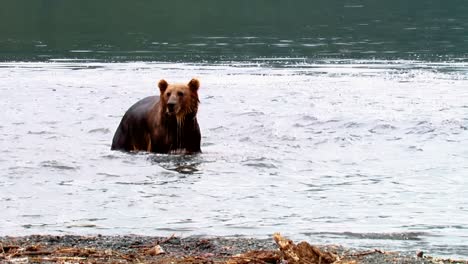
[111,79,201,154]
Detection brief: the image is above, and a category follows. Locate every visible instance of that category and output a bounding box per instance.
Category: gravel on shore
[0,234,466,263]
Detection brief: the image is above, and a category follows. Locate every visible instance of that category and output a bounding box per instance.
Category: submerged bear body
[111,79,201,154]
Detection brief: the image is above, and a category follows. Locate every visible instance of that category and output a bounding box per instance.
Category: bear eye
[166,92,171,97]
[177,91,184,97]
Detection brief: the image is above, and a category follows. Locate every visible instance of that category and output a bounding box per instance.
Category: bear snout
[167,102,176,114]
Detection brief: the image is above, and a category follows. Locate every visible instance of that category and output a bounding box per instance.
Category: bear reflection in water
[150,154,202,174]
[111,79,201,154]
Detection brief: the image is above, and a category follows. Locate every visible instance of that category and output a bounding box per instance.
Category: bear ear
[158,79,168,93]
[188,78,200,92]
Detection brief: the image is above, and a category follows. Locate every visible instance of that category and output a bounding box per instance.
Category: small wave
[277,135,296,141]
[22,223,49,229]
[57,180,74,186]
[75,217,107,222]
[66,223,98,228]
[70,50,93,53]
[310,231,426,241]
[239,137,251,142]
[27,131,55,135]
[403,224,468,230]
[302,115,318,121]
[342,122,364,128]
[114,181,154,186]
[88,128,111,134]
[333,135,361,146]
[242,157,278,169]
[20,214,42,218]
[209,126,228,132]
[406,122,435,135]
[369,124,397,134]
[97,172,120,178]
[408,145,424,151]
[344,4,364,8]
[244,162,278,169]
[40,160,78,171]
[237,111,265,116]
[405,120,468,137]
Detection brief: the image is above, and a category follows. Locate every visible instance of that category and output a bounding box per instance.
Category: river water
[1,61,467,258]
[1,0,468,259]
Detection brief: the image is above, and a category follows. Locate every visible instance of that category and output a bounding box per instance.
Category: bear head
[158,79,200,120]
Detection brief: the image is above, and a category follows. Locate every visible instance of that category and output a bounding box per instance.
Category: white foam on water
[0,61,467,257]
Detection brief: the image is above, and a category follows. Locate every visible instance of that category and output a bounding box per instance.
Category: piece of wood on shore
[273,232,357,264]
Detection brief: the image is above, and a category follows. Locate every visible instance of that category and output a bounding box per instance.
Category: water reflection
[150,154,202,174]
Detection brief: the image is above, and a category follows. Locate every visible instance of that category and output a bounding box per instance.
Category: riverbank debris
[1,234,467,263]
[274,232,338,263]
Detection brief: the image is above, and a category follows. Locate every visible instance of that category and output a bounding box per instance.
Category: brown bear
[111,78,201,154]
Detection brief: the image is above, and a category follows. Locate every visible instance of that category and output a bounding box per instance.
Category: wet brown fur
[111,79,201,154]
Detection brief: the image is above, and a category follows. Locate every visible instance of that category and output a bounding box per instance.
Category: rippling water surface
[1,61,468,257]
[2,1,468,62]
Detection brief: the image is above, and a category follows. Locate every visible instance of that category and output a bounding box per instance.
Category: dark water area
[1,1,468,260]
[1,0,468,62]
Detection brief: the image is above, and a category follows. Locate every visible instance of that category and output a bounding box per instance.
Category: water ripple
[40,161,79,171]
[1,61,468,258]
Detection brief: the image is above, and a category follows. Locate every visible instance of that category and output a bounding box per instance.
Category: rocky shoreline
[0,234,466,263]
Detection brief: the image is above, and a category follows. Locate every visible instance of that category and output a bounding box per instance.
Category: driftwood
[273,233,359,264]
[274,232,337,263]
